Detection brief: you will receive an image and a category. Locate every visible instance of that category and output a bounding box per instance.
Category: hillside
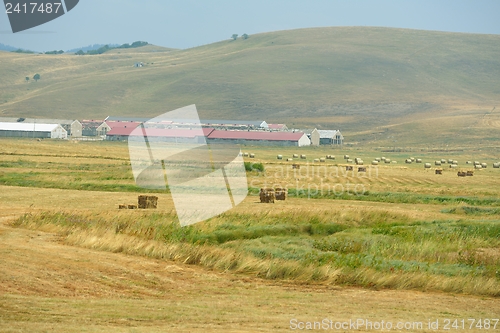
[0,27,499,146]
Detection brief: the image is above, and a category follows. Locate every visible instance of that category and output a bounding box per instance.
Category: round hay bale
[319,158,326,162]
[356,160,364,165]
[410,157,415,162]
[381,156,386,160]
[300,155,307,159]
[475,164,483,169]
[452,160,458,165]
[313,159,320,163]
[416,159,422,163]
[405,159,412,164]
[372,160,379,165]
[448,159,453,164]
[344,155,349,159]
[481,163,487,168]
[450,164,458,169]
[392,161,397,164]
[384,159,391,163]
[293,154,299,158]
[277,155,283,160]
[441,159,447,164]
[347,159,353,163]
[243,152,249,157]
[424,163,431,168]
[466,161,472,164]
[286,158,293,162]
[493,162,500,168]
[474,161,480,166]
[435,161,442,166]
[375,158,381,162]
[249,153,255,158]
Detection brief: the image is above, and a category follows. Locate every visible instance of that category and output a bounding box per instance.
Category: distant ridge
[66,44,120,53]
[0,43,21,52]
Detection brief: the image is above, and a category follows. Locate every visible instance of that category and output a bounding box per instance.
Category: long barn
[207,130,310,146]
[0,122,68,139]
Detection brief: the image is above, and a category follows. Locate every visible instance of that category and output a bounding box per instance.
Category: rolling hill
[0,27,499,146]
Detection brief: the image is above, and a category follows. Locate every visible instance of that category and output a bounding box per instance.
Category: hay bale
[466,161,472,164]
[441,159,447,164]
[320,158,326,162]
[300,154,307,159]
[481,163,487,168]
[457,171,467,177]
[128,205,137,209]
[344,155,349,159]
[347,159,353,163]
[416,159,422,163]
[275,188,287,201]
[381,156,386,160]
[493,162,500,168]
[453,160,458,165]
[448,159,454,164]
[435,161,442,166]
[346,165,353,171]
[313,158,320,163]
[249,153,255,158]
[138,195,158,209]
[467,170,474,176]
[356,160,364,165]
[410,157,415,162]
[375,157,381,162]
[450,164,458,169]
[326,155,335,160]
[358,167,367,172]
[259,188,275,203]
[384,159,391,163]
[392,161,397,164]
[424,163,431,168]
[277,155,283,160]
[475,164,482,169]
[435,169,443,175]
[405,159,412,164]
[292,164,300,169]
[293,154,299,158]
[243,152,249,157]
[286,158,293,161]
[371,160,379,165]
[119,204,127,209]
[474,161,480,166]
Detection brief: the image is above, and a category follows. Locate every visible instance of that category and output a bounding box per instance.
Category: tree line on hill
[75,41,149,55]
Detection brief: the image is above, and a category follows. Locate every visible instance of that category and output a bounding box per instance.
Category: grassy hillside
[0,27,499,146]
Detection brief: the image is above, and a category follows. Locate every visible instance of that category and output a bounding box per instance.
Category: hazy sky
[1,0,500,51]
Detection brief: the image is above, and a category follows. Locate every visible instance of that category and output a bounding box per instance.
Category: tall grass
[11,209,500,297]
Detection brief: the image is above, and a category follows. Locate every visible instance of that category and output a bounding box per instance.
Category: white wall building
[0,122,68,139]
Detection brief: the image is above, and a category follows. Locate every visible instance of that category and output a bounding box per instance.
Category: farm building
[267,124,288,131]
[105,116,268,130]
[105,126,138,141]
[0,122,67,139]
[81,120,111,137]
[0,117,82,137]
[207,130,311,146]
[128,127,215,143]
[309,129,344,146]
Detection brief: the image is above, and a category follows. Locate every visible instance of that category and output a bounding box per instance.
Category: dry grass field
[0,138,499,332]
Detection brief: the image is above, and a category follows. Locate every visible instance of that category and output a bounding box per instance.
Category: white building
[0,122,68,139]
